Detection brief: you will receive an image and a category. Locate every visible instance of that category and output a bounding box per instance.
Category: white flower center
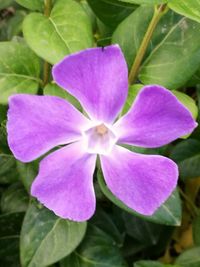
[83,123,117,155]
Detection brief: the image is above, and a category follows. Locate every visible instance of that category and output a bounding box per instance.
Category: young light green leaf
[60,225,128,267]
[23,0,94,64]
[175,247,200,267]
[139,17,200,89]
[0,41,41,104]
[20,203,87,267]
[15,0,44,11]
[172,90,198,120]
[169,0,200,24]
[97,170,181,226]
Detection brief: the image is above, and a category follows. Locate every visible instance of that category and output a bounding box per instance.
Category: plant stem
[42,0,52,88]
[128,4,168,85]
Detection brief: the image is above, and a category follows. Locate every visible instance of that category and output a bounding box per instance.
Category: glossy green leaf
[15,0,44,11]
[87,0,136,29]
[60,225,127,267]
[0,41,41,104]
[44,82,82,111]
[175,247,200,267]
[193,215,200,246]
[139,17,200,89]
[97,171,181,226]
[0,154,18,184]
[20,203,87,267]
[112,5,154,69]
[169,0,200,24]
[112,7,181,70]
[23,0,94,64]
[1,182,29,213]
[170,139,200,179]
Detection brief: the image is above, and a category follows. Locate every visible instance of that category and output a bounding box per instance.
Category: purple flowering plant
[7,45,197,221]
[2,0,200,266]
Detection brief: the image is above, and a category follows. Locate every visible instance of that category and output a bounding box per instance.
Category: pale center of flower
[83,123,117,155]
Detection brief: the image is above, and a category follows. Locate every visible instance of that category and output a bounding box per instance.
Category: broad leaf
[15,0,44,11]
[0,0,13,9]
[0,41,41,104]
[60,225,127,267]
[23,0,94,64]
[170,139,200,179]
[169,0,200,24]
[0,154,18,184]
[1,182,29,213]
[20,203,87,267]
[97,171,181,226]
[139,17,200,89]
[87,0,137,29]
[175,247,200,267]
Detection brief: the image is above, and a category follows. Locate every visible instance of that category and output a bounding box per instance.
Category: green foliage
[23,0,94,64]
[20,203,87,267]
[0,41,41,104]
[1,0,200,266]
[169,0,200,24]
[98,170,182,226]
[60,225,127,267]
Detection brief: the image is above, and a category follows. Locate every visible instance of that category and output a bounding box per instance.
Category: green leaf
[1,182,29,213]
[134,261,176,267]
[117,0,167,4]
[0,154,18,184]
[87,0,136,29]
[97,171,181,226]
[60,225,128,267]
[20,202,87,267]
[0,41,41,104]
[15,0,44,11]
[17,160,39,192]
[170,139,200,179]
[193,215,200,246]
[175,247,200,267]
[139,17,200,89]
[112,5,154,69]
[44,82,82,111]
[23,0,94,64]
[172,90,198,120]
[169,0,200,24]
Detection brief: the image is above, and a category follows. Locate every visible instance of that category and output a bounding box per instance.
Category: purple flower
[7,45,197,221]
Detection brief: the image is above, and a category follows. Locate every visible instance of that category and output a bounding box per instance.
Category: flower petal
[114,85,197,147]
[7,94,90,162]
[52,45,128,124]
[31,142,97,221]
[100,145,178,216]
